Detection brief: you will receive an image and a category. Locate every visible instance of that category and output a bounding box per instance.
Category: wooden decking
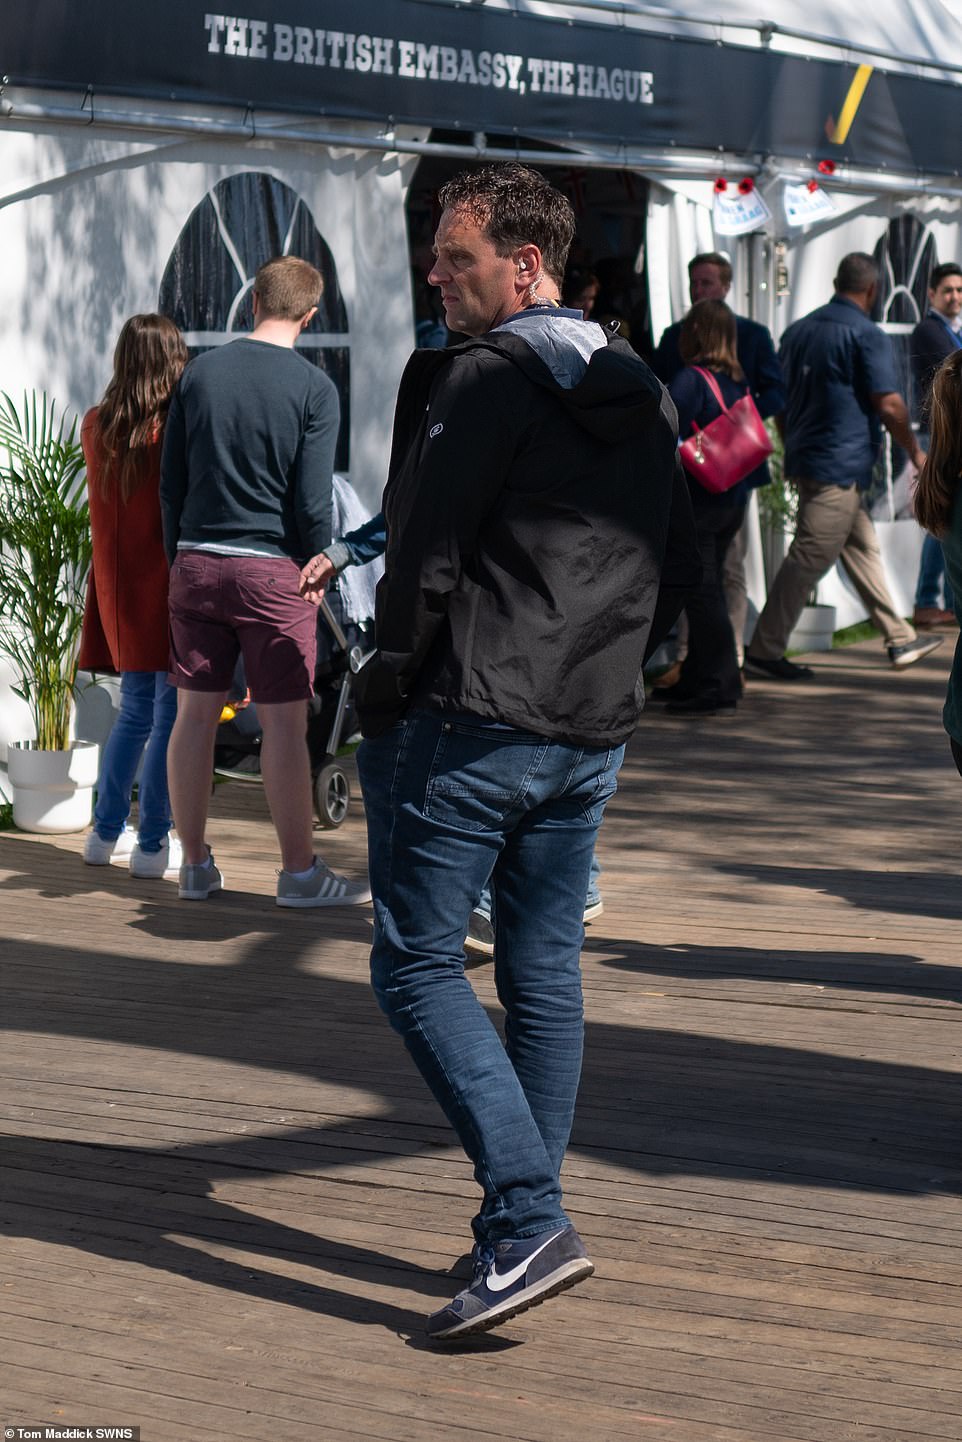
[1,636,960,1442]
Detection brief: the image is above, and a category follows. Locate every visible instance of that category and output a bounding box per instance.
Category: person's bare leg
[166,689,227,866]
[258,700,315,874]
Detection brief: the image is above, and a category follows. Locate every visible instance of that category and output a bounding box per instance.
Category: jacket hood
[493,309,608,387]
[460,324,673,445]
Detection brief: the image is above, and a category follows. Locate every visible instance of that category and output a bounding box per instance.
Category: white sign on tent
[783,182,838,228]
[712,185,772,236]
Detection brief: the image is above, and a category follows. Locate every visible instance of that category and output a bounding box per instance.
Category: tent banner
[712,185,772,236]
[5,0,961,176]
[782,182,838,228]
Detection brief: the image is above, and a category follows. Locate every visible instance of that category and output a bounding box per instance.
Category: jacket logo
[429,423,444,438]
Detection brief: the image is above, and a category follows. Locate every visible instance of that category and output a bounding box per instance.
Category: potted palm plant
[0,390,98,831]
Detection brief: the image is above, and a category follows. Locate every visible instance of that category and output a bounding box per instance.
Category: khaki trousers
[749,478,915,660]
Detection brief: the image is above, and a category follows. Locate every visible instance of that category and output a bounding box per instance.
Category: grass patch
[0,802,14,830]
[832,620,882,648]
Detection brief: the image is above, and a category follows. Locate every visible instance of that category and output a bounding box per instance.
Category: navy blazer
[910,311,962,418]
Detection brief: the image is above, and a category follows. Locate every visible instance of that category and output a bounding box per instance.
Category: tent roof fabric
[511,0,962,79]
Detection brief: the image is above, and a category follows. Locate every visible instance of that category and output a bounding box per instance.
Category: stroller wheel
[313,758,350,829]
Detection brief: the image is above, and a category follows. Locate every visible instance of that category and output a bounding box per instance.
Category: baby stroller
[213,590,372,828]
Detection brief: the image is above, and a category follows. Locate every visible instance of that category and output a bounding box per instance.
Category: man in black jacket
[321,164,695,1341]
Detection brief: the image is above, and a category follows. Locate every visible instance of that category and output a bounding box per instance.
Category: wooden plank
[3,638,962,1441]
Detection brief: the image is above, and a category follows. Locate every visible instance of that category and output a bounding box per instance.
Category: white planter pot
[7,739,100,833]
[788,604,837,655]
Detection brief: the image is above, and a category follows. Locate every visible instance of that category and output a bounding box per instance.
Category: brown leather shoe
[913,606,958,628]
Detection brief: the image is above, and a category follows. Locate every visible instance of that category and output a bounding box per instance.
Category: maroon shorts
[168,551,316,704]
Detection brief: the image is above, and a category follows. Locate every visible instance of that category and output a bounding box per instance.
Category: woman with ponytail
[914,348,962,773]
[78,314,188,876]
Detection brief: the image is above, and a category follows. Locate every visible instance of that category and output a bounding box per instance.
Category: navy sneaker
[426,1225,594,1341]
[463,910,495,958]
[743,654,814,681]
[887,635,944,668]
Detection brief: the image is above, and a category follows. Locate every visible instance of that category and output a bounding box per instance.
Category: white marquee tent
[2,0,961,751]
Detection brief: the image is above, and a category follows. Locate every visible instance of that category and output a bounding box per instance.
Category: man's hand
[299,552,336,605]
[873,391,925,472]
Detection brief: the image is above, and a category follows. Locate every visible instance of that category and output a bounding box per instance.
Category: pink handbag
[678,366,773,494]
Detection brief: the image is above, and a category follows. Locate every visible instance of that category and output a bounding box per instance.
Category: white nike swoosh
[485,1231,565,1293]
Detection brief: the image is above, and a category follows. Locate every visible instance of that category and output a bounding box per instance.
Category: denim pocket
[579,749,621,825]
[423,720,548,833]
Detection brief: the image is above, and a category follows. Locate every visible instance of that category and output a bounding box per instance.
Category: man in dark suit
[652,251,783,405]
[651,252,785,669]
[909,261,962,628]
[911,262,962,403]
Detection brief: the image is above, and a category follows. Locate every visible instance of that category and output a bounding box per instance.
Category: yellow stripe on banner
[830,64,874,145]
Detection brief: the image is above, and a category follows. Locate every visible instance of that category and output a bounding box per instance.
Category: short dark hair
[253,256,323,321]
[436,164,575,287]
[688,252,733,287]
[929,262,962,291]
[835,253,879,295]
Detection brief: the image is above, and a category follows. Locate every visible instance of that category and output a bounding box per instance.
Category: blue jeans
[93,672,177,851]
[915,532,954,610]
[357,709,623,1245]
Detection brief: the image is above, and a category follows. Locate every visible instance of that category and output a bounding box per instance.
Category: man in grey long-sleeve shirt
[160,255,370,908]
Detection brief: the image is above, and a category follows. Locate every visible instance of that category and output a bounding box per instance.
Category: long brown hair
[679,299,744,381]
[97,314,187,501]
[915,350,962,537]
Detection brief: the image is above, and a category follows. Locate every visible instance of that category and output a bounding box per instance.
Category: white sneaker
[129,834,183,879]
[83,828,136,867]
[276,857,372,908]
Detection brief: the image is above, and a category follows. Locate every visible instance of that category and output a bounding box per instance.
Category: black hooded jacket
[354,321,697,746]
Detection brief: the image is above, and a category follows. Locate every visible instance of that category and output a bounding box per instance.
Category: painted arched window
[873,215,937,329]
[159,172,350,470]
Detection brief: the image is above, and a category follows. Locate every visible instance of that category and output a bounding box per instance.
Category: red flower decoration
[738,177,755,195]
[817,159,836,175]
[713,177,728,194]
[807,180,819,193]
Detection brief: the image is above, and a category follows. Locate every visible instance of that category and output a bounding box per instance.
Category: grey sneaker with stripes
[276,857,372,908]
[178,851,224,900]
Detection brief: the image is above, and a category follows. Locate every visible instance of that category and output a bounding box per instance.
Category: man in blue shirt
[745,252,942,679]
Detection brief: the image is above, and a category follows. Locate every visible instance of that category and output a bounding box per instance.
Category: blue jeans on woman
[357,709,623,1245]
[93,671,177,852]
[915,532,954,611]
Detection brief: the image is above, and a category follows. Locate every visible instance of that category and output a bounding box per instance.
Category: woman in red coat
[79,314,187,876]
